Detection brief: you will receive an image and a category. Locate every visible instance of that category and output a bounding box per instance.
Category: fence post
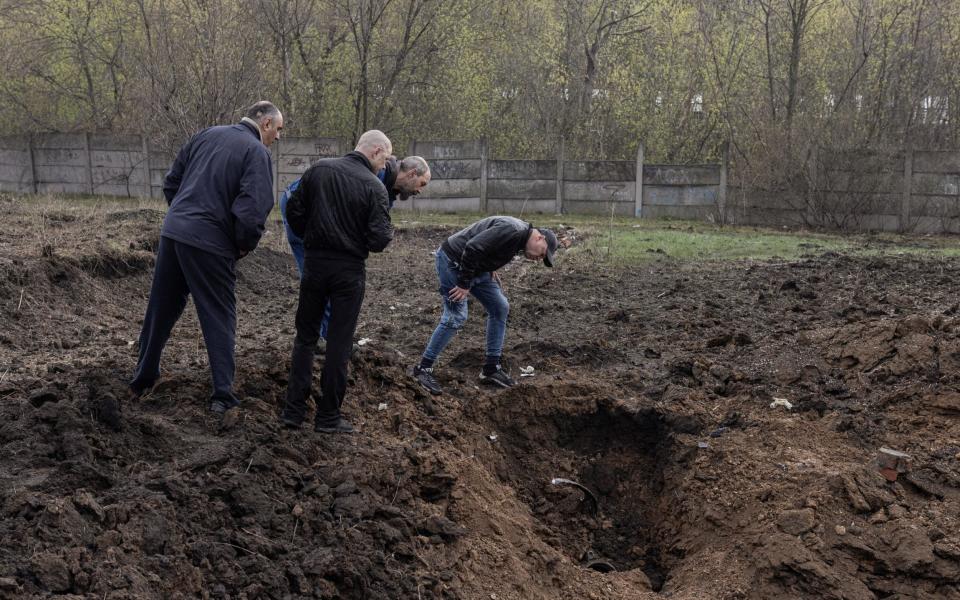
[273,141,280,204]
[28,135,38,194]
[806,146,819,227]
[83,132,94,195]
[479,138,489,214]
[409,139,418,212]
[556,139,565,214]
[634,142,644,218]
[718,141,729,224]
[141,135,152,198]
[901,148,913,233]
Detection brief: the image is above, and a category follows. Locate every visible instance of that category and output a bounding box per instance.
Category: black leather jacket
[440,216,532,288]
[286,151,393,262]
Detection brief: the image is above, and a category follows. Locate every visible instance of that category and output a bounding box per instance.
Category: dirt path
[0,197,958,599]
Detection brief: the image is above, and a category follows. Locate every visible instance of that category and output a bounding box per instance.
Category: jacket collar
[239,117,263,143]
[518,224,533,254]
[346,150,376,173]
[382,157,399,190]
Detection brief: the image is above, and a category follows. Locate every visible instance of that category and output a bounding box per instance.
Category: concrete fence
[0,133,726,220]
[5,133,960,232]
[730,148,960,233]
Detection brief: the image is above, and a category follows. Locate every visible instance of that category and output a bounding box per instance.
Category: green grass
[16,195,960,264]
[392,209,960,263]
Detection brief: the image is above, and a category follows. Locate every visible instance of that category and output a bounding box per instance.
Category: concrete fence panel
[487,160,555,180]
[426,159,481,180]
[913,151,960,174]
[0,133,740,226]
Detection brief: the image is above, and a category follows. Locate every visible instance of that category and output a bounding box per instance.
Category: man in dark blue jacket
[280,130,394,434]
[128,101,282,427]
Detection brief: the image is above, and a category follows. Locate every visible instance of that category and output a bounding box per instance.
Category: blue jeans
[422,248,509,364]
[280,189,330,339]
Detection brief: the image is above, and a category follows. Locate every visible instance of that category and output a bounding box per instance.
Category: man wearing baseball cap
[411,216,558,395]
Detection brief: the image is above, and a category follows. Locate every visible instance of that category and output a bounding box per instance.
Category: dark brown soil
[1,195,959,599]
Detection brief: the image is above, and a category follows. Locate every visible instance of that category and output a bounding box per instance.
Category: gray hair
[355,130,392,153]
[245,101,281,123]
[399,156,430,176]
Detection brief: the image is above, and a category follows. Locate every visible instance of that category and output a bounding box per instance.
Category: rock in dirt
[0,577,19,592]
[95,394,121,431]
[778,508,817,536]
[922,390,960,413]
[884,523,936,573]
[72,491,104,522]
[841,468,895,513]
[933,537,960,561]
[30,553,71,592]
[219,406,241,430]
[417,515,467,541]
[760,533,875,600]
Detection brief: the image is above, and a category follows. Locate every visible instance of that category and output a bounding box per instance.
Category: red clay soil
[0,196,959,599]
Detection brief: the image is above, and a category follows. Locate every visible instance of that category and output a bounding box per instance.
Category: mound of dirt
[1,202,959,599]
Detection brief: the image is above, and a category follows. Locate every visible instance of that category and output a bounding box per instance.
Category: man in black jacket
[281,130,394,433]
[411,216,558,396]
[128,101,282,426]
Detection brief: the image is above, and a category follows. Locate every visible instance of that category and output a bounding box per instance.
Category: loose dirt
[1,195,959,599]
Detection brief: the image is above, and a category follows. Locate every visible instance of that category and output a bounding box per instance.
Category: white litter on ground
[769,397,793,410]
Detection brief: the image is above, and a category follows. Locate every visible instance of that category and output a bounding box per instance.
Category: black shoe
[279,412,304,429]
[411,365,442,395]
[279,399,307,429]
[479,366,515,388]
[314,417,354,434]
[210,399,230,414]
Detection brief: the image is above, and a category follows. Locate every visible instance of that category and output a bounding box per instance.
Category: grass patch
[391,209,960,263]
[14,196,960,264]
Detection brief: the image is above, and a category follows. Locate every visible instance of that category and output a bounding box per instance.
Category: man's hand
[491,271,502,287]
[238,250,249,259]
[447,286,470,302]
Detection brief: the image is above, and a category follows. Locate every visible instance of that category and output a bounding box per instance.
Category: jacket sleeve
[231,147,275,254]
[365,185,394,252]
[286,176,308,239]
[162,138,192,205]
[456,225,512,288]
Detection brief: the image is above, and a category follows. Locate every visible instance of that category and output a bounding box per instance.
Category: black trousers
[284,256,365,426]
[130,236,239,407]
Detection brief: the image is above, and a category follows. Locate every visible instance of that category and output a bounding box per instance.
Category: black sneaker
[411,365,442,395]
[479,366,515,388]
[210,399,230,414]
[279,397,307,429]
[314,417,354,434]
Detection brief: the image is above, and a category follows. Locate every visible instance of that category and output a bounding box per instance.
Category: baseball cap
[538,228,558,267]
